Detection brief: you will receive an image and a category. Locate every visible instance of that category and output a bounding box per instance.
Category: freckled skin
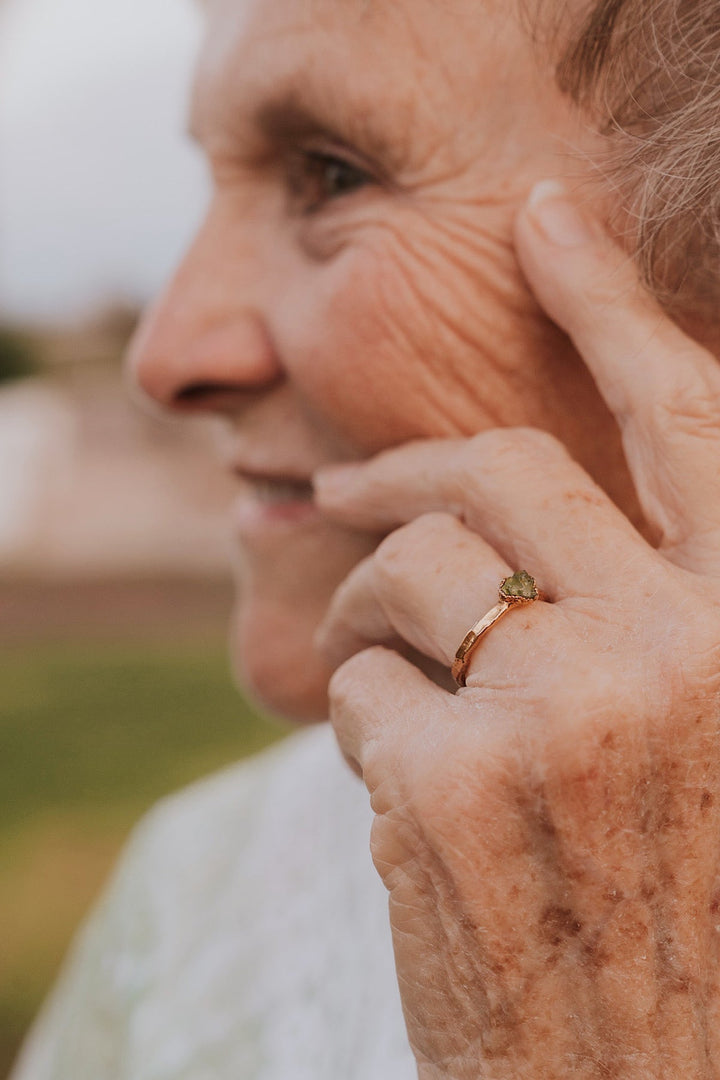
[128,1,720,1075]
[316,219,720,1073]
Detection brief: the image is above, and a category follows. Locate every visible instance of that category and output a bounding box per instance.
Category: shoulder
[134,722,367,885]
[12,725,373,1080]
[129,722,375,944]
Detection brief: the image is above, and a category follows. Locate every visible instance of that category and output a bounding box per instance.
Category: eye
[288,150,373,213]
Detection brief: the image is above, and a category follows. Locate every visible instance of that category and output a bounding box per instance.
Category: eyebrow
[255,97,339,145]
[191,82,404,174]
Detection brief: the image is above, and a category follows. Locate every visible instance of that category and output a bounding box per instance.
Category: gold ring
[452,571,540,688]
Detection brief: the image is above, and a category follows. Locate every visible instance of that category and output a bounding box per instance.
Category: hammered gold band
[452,571,540,688]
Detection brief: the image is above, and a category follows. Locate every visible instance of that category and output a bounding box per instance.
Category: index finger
[514,181,720,568]
[314,428,649,600]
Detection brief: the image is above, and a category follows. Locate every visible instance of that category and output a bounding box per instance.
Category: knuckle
[374,512,457,578]
[327,654,361,710]
[327,559,366,611]
[672,602,720,684]
[463,426,567,475]
[647,376,720,440]
[583,269,640,316]
[328,646,384,712]
[373,525,413,579]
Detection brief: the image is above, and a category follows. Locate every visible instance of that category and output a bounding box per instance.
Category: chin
[229,604,333,725]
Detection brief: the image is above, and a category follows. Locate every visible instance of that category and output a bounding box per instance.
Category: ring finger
[315,511,559,686]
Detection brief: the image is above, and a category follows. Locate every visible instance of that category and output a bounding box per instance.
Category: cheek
[281,248,440,452]
[280,219,569,453]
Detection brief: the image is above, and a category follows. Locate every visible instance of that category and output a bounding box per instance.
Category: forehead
[200,0,439,61]
[194,0,409,140]
[191,0,529,159]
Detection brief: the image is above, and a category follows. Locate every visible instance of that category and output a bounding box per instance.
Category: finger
[514,180,720,566]
[328,645,451,802]
[315,430,650,599]
[315,512,512,669]
[330,646,570,1029]
[315,438,464,531]
[318,510,569,702]
[313,551,457,691]
[314,552,404,669]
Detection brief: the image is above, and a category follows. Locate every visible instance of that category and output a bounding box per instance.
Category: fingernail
[526,180,594,248]
[313,463,361,500]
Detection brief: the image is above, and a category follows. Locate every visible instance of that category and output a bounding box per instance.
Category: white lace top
[11,725,417,1080]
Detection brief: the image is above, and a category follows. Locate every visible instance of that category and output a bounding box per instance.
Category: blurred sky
[0,0,210,322]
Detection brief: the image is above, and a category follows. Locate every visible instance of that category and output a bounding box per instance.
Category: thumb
[512,179,697,422]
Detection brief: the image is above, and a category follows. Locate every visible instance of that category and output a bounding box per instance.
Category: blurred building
[0,308,235,580]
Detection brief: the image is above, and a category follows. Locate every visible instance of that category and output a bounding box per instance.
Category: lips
[240,474,315,504]
[233,468,315,501]
[231,468,319,535]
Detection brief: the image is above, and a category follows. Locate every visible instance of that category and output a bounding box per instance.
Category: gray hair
[558,0,720,315]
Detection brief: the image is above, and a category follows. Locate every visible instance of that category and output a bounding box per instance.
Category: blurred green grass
[0,636,287,1077]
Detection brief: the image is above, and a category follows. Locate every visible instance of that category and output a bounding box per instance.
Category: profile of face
[128,0,638,722]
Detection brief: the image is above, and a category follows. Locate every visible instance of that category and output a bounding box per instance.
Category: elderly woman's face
[129,0,630,720]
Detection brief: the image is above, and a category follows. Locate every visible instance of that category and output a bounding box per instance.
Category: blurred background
[0,0,286,1072]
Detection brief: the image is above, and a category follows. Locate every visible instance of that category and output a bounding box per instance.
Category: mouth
[231,470,318,535]
[241,474,315,505]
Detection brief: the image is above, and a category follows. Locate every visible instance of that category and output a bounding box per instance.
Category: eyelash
[287,150,373,214]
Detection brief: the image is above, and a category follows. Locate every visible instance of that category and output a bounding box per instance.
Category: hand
[313,185,720,1078]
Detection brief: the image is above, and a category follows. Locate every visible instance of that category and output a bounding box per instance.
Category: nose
[127,210,282,415]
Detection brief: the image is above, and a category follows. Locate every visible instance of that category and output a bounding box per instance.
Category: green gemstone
[500,570,538,602]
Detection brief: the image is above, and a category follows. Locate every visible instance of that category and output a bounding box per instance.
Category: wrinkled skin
[127,0,720,1074]
[318,199,720,1076]
[128,0,639,721]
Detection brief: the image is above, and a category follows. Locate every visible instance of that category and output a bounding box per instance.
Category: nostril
[175,382,225,406]
[171,378,281,414]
